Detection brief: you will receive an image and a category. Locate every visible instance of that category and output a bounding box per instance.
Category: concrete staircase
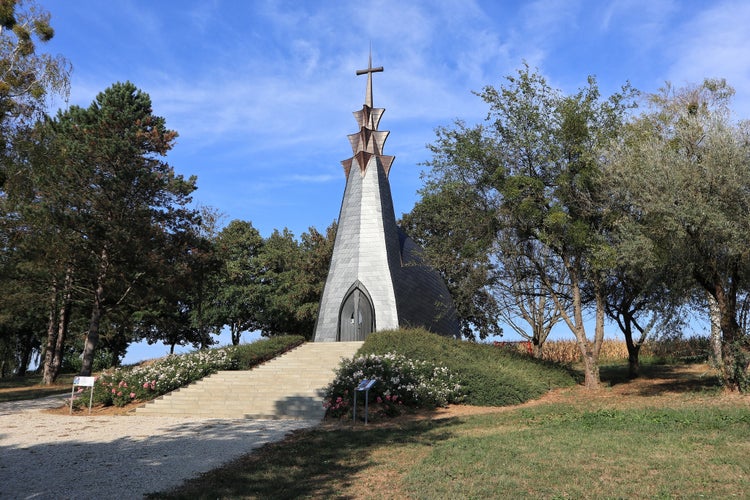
[134,342,363,420]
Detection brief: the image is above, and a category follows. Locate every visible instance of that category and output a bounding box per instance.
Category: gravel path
[0,395,318,499]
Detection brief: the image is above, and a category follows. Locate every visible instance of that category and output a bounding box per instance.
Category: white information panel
[70,376,96,414]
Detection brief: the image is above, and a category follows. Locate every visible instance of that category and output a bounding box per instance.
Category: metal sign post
[70,376,96,415]
[353,379,376,424]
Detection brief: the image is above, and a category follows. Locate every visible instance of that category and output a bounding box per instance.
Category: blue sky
[39,1,750,362]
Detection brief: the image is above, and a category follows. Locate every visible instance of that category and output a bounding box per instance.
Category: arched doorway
[338,285,375,341]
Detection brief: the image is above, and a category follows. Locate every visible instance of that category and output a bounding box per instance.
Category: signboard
[353,379,376,424]
[73,376,96,387]
[71,376,96,414]
[356,379,376,391]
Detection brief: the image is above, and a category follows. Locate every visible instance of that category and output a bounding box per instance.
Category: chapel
[313,55,460,342]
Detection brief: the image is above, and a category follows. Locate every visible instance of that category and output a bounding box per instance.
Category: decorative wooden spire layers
[341,53,395,178]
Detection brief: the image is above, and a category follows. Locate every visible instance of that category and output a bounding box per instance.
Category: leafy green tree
[494,236,565,358]
[490,70,635,388]
[253,224,335,340]
[294,221,337,334]
[417,65,635,388]
[598,201,689,378]
[402,180,501,339]
[130,209,221,354]
[254,228,303,337]
[606,79,750,390]
[209,219,264,345]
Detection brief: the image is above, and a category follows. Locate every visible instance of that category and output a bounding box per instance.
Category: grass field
[0,373,74,402]
[151,361,749,499]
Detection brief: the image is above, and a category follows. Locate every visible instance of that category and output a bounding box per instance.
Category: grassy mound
[358,329,576,406]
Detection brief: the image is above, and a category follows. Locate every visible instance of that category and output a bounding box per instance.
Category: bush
[229,335,305,369]
[75,335,305,408]
[323,352,463,418]
[359,329,576,407]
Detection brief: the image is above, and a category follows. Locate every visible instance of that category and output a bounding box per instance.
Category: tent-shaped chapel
[313,56,460,342]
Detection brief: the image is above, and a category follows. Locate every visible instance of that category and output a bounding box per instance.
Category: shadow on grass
[600,363,722,395]
[152,417,462,499]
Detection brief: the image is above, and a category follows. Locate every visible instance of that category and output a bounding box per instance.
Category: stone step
[134,341,362,419]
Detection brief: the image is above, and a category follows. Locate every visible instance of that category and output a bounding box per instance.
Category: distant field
[498,337,710,364]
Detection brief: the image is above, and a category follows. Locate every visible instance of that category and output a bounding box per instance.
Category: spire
[342,51,395,178]
[356,48,383,107]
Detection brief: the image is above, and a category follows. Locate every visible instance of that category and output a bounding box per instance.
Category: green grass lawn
[0,373,75,402]
[150,337,749,500]
[151,370,749,499]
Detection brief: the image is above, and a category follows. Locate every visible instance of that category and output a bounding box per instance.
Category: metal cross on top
[356,52,383,108]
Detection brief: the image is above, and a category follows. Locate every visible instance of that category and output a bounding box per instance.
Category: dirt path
[0,397,317,499]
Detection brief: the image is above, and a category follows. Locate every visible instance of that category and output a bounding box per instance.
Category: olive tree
[606,79,750,390]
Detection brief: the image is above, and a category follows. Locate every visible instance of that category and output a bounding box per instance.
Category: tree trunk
[80,282,104,376]
[713,283,748,391]
[550,263,602,389]
[16,337,31,377]
[622,318,641,379]
[707,292,723,369]
[49,293,72,380]
[627,343,641,379]
[15,326,40,376]
[532,340,543,359]
[231,323,241,346]
[42,279,59,385]
[42,269,73,385]
[80,249,108,376]
[581,350,601,389]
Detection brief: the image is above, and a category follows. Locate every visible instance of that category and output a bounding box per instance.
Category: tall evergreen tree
[0,0,70,377]
[38,81,198,376]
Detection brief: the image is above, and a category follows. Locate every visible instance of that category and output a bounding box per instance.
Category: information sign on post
[353,379,376,424]
[70,376,96,415]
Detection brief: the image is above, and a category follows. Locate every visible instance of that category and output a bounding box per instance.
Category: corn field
[495,337,711,364]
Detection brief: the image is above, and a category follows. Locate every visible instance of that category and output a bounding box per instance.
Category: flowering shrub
[323,352,464,418]
[83,348,238,407]
[74,335,304,408]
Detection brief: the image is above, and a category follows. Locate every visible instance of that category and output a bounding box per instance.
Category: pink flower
[111,388,116,394]
[130,392,135,399]
[143,382,149,389]
[376,397,383,404]
[117,391,122,397]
